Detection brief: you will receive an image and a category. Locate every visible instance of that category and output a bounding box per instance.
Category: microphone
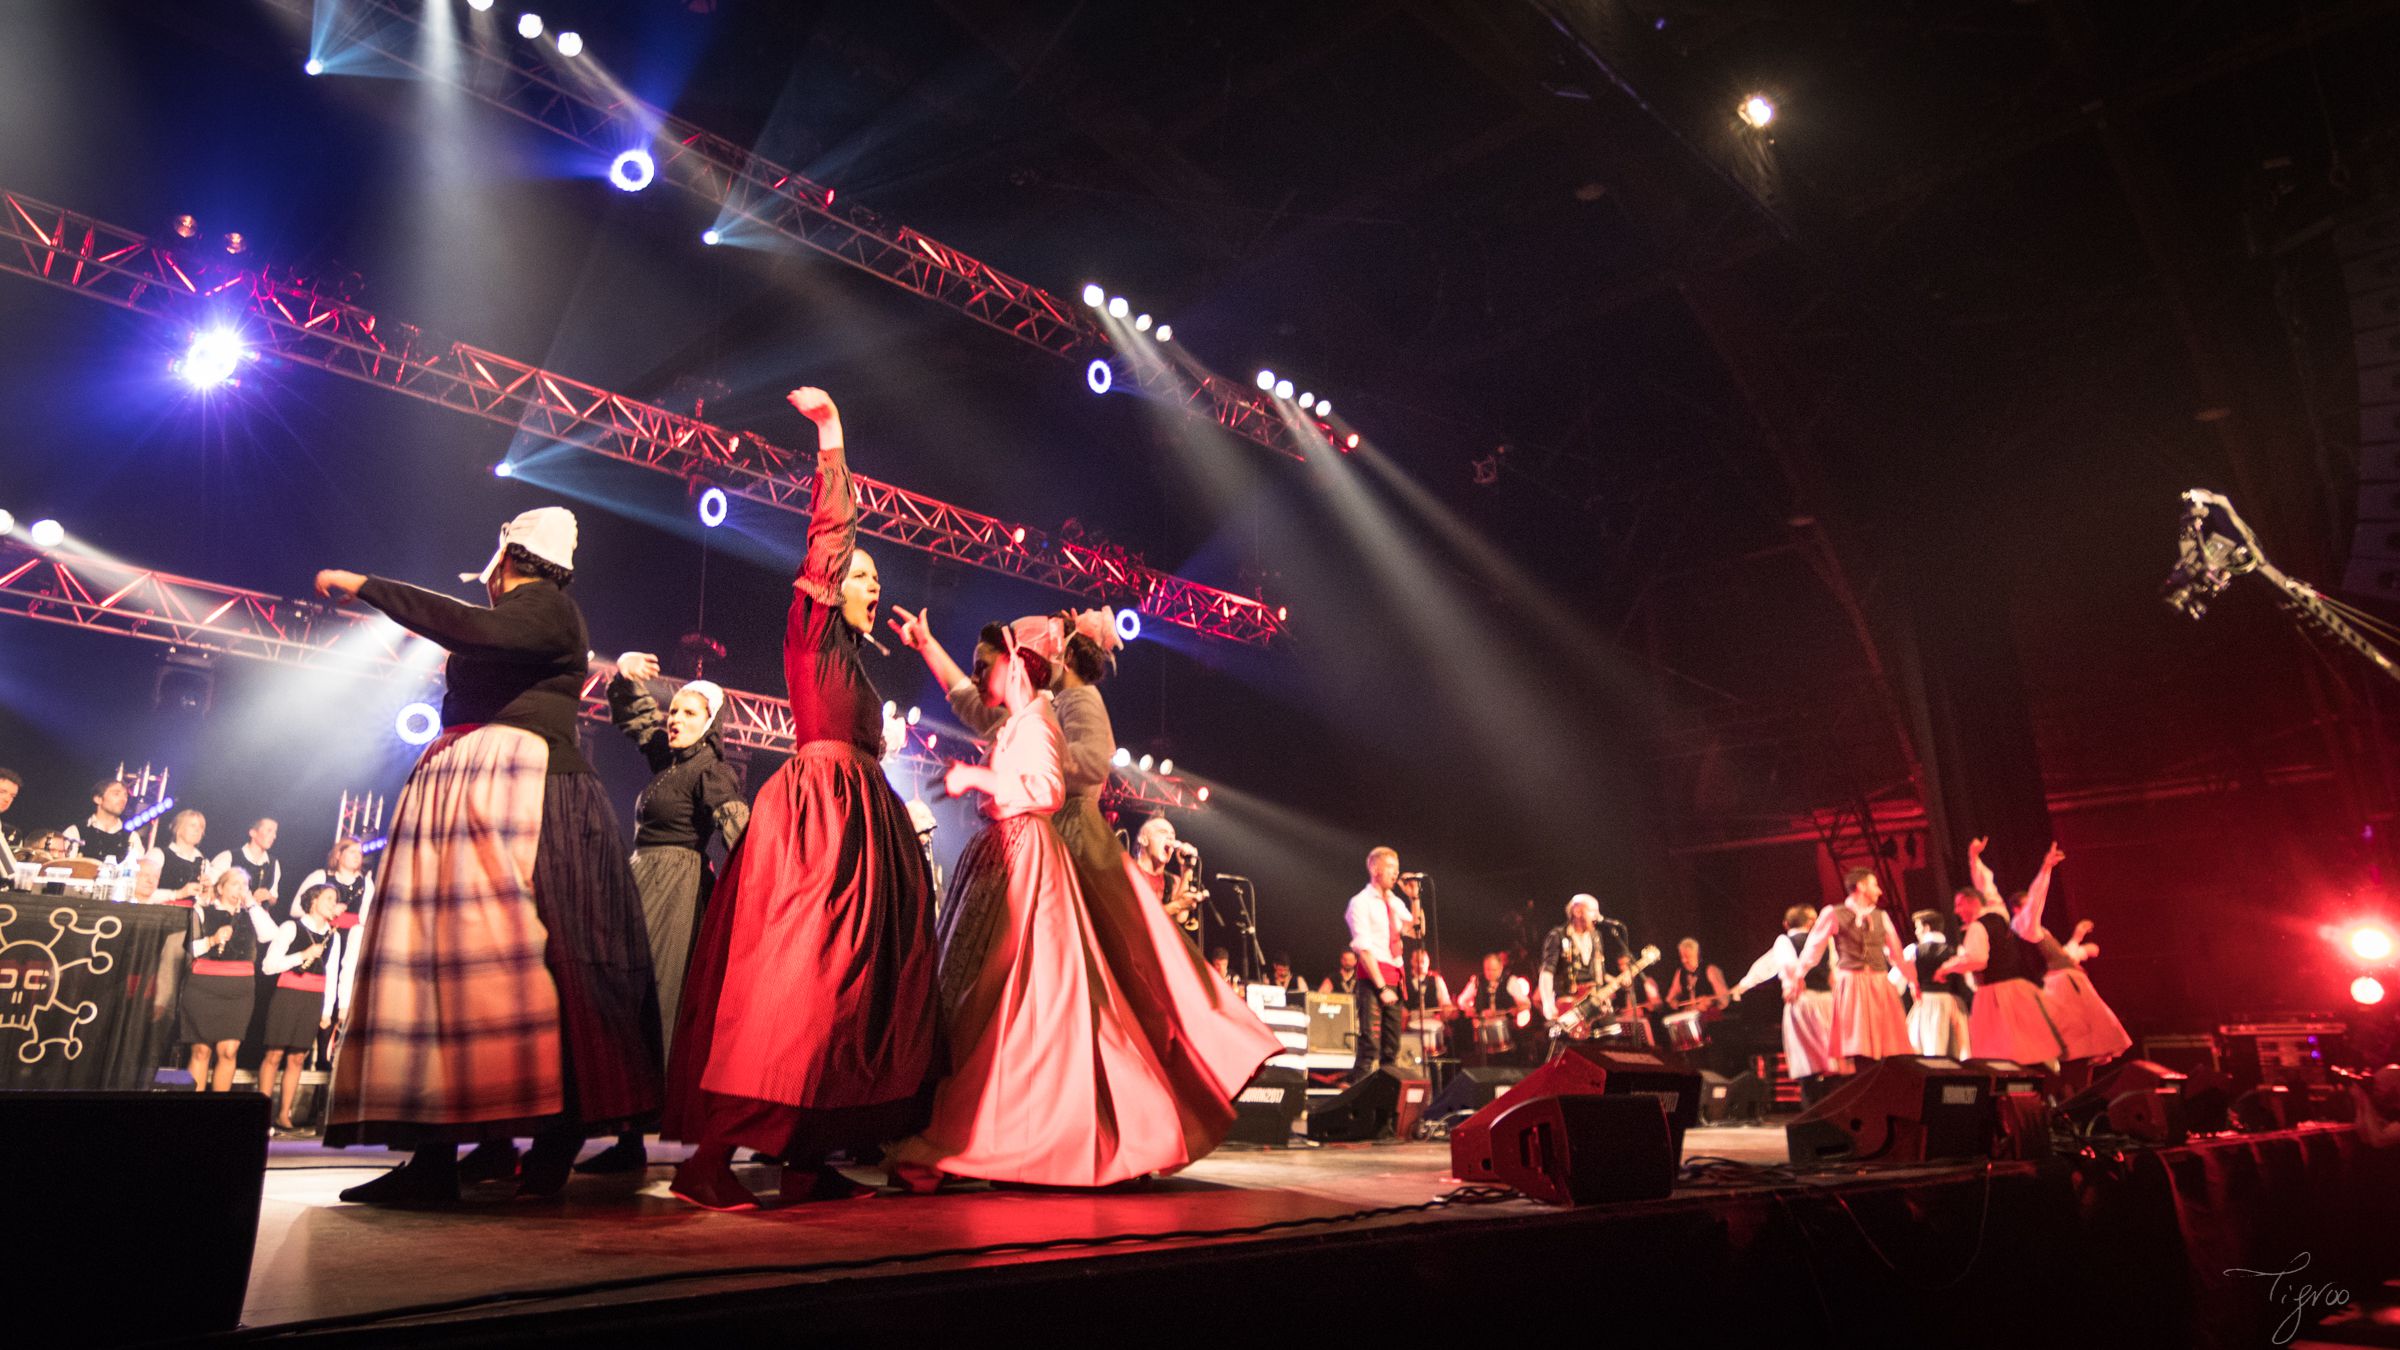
[1175,842,1200,857]
[1401,872,1428,880]
[1214,873,1250,883]
[860,631,892,657]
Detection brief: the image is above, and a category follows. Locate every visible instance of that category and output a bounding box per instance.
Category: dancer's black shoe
[338,1149,459,1205]
[574,1135,650,1175]
[457,1140,520,1185]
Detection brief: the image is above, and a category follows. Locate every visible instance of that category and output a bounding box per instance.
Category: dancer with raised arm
[664,389,937,1211]
[889,604,1277,1182]
[315,507,662,1202]
[574,655,751,1176]
[1936,838,2066,1068]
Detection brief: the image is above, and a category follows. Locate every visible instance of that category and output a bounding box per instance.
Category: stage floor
[244,1126,1799,1332]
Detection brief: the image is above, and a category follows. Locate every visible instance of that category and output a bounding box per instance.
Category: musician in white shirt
[1342,846,1422,1081]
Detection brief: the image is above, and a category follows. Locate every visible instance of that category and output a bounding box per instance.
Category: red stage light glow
[2351,925,2395,962]
[2355,975,2387,1006]
[1344,433,1360,450]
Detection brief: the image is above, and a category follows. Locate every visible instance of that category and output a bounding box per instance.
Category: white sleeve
[246,906,279,942]
[1732,942,1783,996]
[260,922,302,975]
[321,934,343,1022]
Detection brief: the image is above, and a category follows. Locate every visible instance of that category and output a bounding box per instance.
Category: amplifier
[1304,992,1356,1055]
[2219,1020,2349,1090]
[1228,1065,1309,1145]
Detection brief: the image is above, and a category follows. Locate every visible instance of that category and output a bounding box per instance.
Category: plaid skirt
[326,725,661,1147]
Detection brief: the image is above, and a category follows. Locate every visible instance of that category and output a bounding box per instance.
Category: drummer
[1403,947,1456,1057]
[1454,951,1533,1065]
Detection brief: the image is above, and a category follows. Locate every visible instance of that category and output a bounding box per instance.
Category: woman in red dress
[664,388,938,1210]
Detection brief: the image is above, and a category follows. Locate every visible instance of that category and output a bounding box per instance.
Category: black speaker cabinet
[1478,1091,1676,1206]
[1306,1065,1429,1142]
[0,1090,269,1343]
[1227,1065,1308,1144]
[2061,1059,2189,1146]
[1785,1057,1996,1165]
[1421,1065,1527,1123]
[1699,1069,1770,1125]
[1451,1044,1701,1184]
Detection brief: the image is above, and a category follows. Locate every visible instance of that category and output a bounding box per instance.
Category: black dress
[264,920,338,1050]
[607,675,749,1047]
[157,846,209,899]
[180,905,271,1045]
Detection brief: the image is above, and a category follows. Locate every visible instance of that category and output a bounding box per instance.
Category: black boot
[458,1140,520,1185]
[574,1134,650,1175]
[515,1130,582,1199]
[338,1146,459,1206]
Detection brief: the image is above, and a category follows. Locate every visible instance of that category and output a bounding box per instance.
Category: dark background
[2,0,2397,1051]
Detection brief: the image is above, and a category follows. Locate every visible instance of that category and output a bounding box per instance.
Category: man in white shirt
[210,817,283,904]
[0,767,22,873]
[1343,846,1422,1082]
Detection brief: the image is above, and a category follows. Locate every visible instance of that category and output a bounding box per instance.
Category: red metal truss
[273,0,1315,464]
[0,538,1201,811]
[0,189,1284,645]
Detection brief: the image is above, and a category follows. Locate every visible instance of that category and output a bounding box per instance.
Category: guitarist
[1537,894,1626,1031]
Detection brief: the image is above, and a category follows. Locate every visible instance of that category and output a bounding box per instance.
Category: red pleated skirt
[662,742,936,1158]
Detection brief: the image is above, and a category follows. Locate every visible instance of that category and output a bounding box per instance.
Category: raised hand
[314,569,364,601]
[2043,841,2067,870]
[942,761,980,799]
[888,605,932,652]
[616,651,661,683]
[787,387,838,424]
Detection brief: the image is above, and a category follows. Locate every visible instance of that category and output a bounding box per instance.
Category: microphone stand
[1233,879,1267,983]
[1411,876,1448,1111]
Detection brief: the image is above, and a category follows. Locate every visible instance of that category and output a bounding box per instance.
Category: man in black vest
[211,817,284,904]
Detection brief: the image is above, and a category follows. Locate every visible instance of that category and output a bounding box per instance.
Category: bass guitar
[1549,945,1663,1039]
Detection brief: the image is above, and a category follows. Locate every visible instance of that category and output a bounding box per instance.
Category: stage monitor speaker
[1478,1091,1676,1207]
[1449,1044,1701,1185]
[1306,1066,1429,1142]
[1699,1069,1770,1125]
[0,1090,268,1343]
[2231,1083,2295,1133]
[1785,1057,1996,1165]
[1422,1066,1527,1124]
[2060,1059,2189,1145]
[1227,1065,1308,1145]
[1967,1060,2055,1160]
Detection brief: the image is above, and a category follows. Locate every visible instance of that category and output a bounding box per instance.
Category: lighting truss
[0,537,1199,811]
[268,0,1311,464]
[0,189,1283,646]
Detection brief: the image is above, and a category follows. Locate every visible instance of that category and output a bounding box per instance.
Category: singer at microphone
[1343,846,1428,1082]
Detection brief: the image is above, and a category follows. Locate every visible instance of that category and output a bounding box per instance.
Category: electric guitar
[1550,945,1663,1038]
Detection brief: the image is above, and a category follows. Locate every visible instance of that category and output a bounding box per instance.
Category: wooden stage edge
[232,1123,2397,1347]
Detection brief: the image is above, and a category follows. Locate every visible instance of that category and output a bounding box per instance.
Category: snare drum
[1474,1014,1514,1055]
[1664,1008,1709,1051]
[1408,1012,1449,1058]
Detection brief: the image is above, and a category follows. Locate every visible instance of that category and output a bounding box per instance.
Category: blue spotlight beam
[0,190,1285,646]
[254,0,1311,464]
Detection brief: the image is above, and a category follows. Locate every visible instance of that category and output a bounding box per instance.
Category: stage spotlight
[556,30,583,57]
[1275,605,1288,621]
[0,510,13,535]
[1112,747,1133,768]
[174,329,246,390]
[1107,296,1129,318]
[2353,925,2396,962]
[1010,526,1026,546]
[926,733,938,750]
[1154,324,1172,343]
[492,461,515,478]
[1134,313,1152,332]
[1273,379,1294,400]
[1344,433,1360,450]
[1082,283,1105,308]
[468,0,493,9]
[1255,369,1275,391]
[395,702,441,746]
[697,487,728,528]
[1137,754,1155,773]
[1157,758,1173,776]
[1297,392,1315,411]
[222,232,247,255]
[883,700,898,719]
[1315,399,1331,417]
[1086,359,1113,395]
[609,148,655,192]
[29,519,64,549]
[517,12,543,39]
[701,227,722,245]
[1115,609,1142,643]
[1196,786,1210,803]
[2358,975,2388,1007]
[1739,94,1776,129]
[170,214,199,240]
[304,58,324,75]
[906,706,921,726]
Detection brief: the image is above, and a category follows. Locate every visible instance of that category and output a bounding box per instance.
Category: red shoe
[671,1155,762,1212]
